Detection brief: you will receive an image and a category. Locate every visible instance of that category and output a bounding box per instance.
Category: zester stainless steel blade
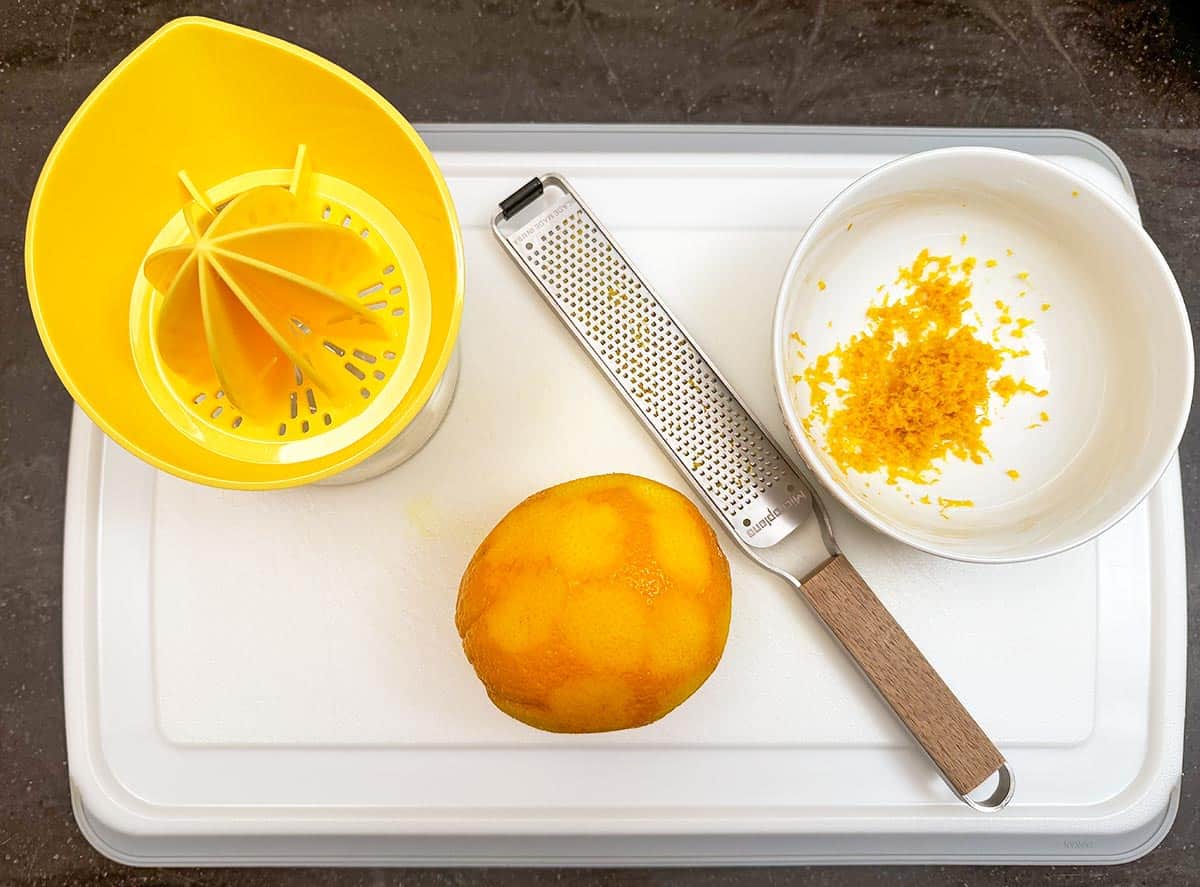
[492,174,834,559]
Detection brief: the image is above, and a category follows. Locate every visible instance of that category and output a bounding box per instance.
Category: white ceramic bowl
[773,147,1193,563]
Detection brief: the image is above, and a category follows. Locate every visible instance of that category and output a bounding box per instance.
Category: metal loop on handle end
[959,761,1015,812]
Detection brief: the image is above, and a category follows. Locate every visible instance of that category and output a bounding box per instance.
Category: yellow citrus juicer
[25,17,464,489]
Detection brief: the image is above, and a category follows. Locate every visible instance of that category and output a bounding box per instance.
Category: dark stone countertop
[2,1,1198,884]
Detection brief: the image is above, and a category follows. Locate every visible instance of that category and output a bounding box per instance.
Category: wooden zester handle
[801,554,1004,798]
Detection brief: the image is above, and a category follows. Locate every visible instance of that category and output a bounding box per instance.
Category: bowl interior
[776,149,1192,561]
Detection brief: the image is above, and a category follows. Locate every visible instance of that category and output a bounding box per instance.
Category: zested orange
[456,474,732,733]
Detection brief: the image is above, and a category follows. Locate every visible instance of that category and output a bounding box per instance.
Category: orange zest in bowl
[991,375,1048,404]
[800,248,1047,487]
[937,496,974,517]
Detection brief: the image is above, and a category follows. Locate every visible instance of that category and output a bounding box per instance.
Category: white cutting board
[65,125,1184,866]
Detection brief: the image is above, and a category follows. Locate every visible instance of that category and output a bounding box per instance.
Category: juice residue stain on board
[405,495,439,537]
[797,245,1050,510]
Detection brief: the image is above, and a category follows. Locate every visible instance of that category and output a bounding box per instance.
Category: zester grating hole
[521,207,790,519]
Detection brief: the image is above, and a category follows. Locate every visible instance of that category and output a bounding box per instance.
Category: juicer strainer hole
[360,229,370,239]
[289,392,298,419]
[290,317,312,335]
[323,341,346,357]
[373,370,385,381]
[322,206,331,219]
[278,424,287,436]
[232,416,243,429]
[345,363,366,380]
[352,349,376,364]
[306,389,317,414]
[323,413,332,426]
[389,286,402,295]
[342,215,352,228]
[383,351,396,360]
[360,388,371,399]
[211,406,223,419]
[366,301,387,311]
[392,308,405,317]
[193,393,206,405]
[215,390,225,399]
[359,283,383,298]
[302,420,310,433]
[383,264,395,275]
